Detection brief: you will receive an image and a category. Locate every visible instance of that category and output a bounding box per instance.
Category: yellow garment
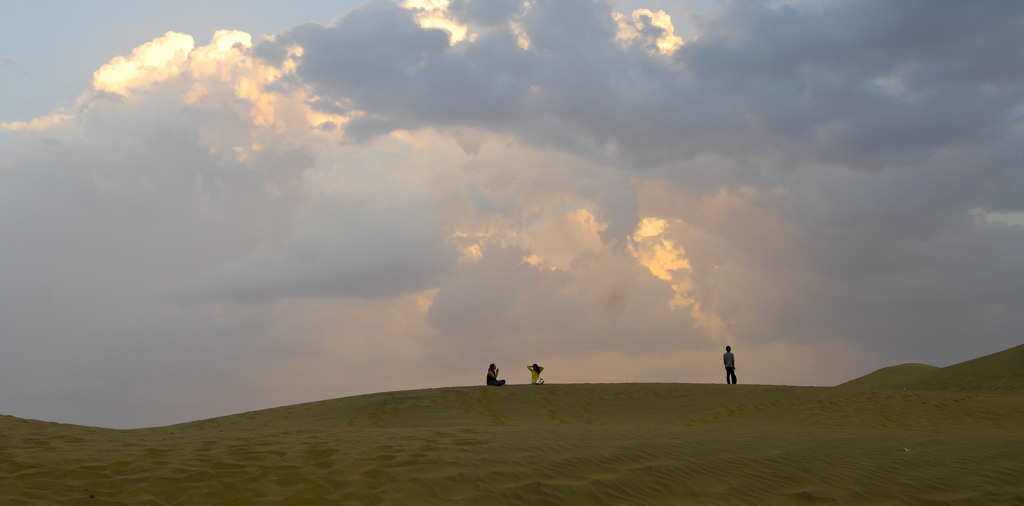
[528,366,544,384]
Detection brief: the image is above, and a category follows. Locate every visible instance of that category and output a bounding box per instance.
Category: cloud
[678,1,1024,169]
[259,0,700,163]
[402,0,470,44]
[613,8,684,56]
[93,32,195,96]
[169,164,459,303]
[3,0,1024,428]
[260,0,1024,175]
[448,0,524,27]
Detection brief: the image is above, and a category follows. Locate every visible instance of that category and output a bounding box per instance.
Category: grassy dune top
[2,345,1023,504]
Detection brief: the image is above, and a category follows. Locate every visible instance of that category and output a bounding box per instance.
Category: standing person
[527,363,545,384]
[487,364,506,386]
[723,346,737,384]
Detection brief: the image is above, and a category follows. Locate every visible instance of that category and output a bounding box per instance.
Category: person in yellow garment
[527,363,545,384]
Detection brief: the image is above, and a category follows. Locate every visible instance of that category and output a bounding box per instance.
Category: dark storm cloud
[259,0,696,162]
[680,1,1024,168]
[260,0,1024,174]
[263,0,539,140]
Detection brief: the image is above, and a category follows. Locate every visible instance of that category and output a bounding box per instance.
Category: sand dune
[840,343,1024,393]
[3,346,1024,504]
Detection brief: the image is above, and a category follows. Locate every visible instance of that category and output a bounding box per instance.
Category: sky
[2,0,1023,429]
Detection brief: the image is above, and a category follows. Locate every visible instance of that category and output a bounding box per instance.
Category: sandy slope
[840,343,1024,393]
[2,346,1023,505]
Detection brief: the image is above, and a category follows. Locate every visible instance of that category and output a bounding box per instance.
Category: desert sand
[2,345,1023,505]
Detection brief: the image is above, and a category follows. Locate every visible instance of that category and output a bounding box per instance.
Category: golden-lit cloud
[1,113,75,133]
[92,31,195,95]
[511,1,534,50]
[188,30,252,81]
[628,216,729,338]
[402,0,469,45]
[90,29,348,147]
[632,216,668,242]
[185,31,338,134]
[630,217,689,281]
[613,8,684,55]
[511,20,531,50]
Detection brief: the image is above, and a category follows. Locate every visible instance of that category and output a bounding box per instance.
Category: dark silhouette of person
[724,346,737,384]
[487,363,506,386]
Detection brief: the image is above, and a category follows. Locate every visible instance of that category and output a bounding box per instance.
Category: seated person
[487,364,506,386]
[527,363,545,384]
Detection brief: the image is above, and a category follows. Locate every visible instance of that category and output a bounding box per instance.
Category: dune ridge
[2,346,1024,504]
[839,343,1024,393]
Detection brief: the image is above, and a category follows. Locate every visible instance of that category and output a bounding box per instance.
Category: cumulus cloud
[93,32,196,96]
[3,0,1024,427]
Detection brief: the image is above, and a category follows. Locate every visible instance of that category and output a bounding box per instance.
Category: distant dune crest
[840,343,1024,392]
